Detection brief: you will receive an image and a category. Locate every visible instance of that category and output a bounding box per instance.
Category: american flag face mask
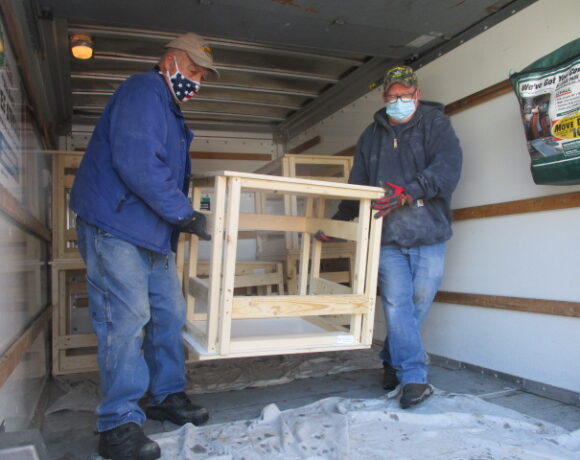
[165,58,201,102]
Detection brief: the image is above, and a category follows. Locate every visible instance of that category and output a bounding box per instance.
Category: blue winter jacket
[337,102,462,248]
[69,68,194,254]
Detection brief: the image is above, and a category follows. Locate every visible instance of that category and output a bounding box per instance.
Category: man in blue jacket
[320,66,462,409]
[70,32,218,460]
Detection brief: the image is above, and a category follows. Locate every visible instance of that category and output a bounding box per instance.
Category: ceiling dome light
[70,34,93,60]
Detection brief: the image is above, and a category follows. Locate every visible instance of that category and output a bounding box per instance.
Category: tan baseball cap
[165,32,220,79]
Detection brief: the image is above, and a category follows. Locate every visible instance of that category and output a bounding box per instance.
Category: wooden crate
[51,259,98,375]
[52,153,83,260]
[254,154,356,290]
[51,152,92,374]
[255,154,354,248]
[181,171,384,361]
[255,153,353,183]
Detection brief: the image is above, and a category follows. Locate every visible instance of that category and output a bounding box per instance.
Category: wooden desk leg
[350,199,371,341]
[207,176,227,353]
[298,197,314,295]
[308,198,325,290]
[361,208,382,345]
[218,176,241,355]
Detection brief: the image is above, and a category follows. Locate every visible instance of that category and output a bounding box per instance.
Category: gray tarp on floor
[147,391,580,460]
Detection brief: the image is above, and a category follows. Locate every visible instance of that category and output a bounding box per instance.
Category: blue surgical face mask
[386,99,416,122]
[165,58,201,102]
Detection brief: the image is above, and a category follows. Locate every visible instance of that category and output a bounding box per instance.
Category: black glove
[179,212,211,241]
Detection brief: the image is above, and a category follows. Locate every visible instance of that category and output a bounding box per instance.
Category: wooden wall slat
[435,291,580,318]
[0,183,51,242]
[453,192,580,221]
[0,306,52,387]
[289,136,321,154]
[444,79,512,116]
[333,146,356,156]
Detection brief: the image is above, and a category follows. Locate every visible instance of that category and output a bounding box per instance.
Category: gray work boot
[98,422,160,460]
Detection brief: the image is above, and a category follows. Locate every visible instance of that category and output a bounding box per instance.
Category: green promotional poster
[510,39,580,185]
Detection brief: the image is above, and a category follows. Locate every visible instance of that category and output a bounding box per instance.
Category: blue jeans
[378,243,445,386]
[76,218,186,432]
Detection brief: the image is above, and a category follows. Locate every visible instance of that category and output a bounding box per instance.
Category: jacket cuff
[176,210,196,227]
[404,181,423,200]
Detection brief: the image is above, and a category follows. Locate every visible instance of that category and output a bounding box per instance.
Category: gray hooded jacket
[337,102,462,248]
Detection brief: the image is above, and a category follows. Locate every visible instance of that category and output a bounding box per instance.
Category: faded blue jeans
[76,218,186,432]
[378,243,446,386]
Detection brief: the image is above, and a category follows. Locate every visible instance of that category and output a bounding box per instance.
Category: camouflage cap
[382,65,418,90]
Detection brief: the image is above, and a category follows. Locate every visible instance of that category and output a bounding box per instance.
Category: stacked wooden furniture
[181,171,383,360]
[253,154,356,294]
[50,152,95,375]
[49,152,291,373]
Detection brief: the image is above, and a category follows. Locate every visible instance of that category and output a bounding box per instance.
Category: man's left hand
[372,182,413,219]
[179,211,211,240]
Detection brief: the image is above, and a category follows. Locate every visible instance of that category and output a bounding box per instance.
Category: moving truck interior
[0,0,578,457]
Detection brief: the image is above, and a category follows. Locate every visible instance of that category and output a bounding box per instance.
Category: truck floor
[35,348,580,459]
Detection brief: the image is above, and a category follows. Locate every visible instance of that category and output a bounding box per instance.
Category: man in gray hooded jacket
[326,66,462,408]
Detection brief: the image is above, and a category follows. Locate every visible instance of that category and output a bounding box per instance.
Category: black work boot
[98,422,160,460]
[146,391,209,426]
[400,383,433,409]
[382,362,399,391]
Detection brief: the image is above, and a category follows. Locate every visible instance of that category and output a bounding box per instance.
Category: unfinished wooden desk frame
[182,171,383,361]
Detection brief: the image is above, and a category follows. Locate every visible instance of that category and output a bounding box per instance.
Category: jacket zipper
[392,115,421,150]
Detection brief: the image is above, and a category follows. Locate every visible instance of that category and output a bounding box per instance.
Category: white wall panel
[445,209,580,301]
[423,305,580,393]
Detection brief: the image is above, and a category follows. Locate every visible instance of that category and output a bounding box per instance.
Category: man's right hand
[179,211,211,240]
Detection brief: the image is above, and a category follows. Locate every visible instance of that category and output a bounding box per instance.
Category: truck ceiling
[8,0,537,142]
